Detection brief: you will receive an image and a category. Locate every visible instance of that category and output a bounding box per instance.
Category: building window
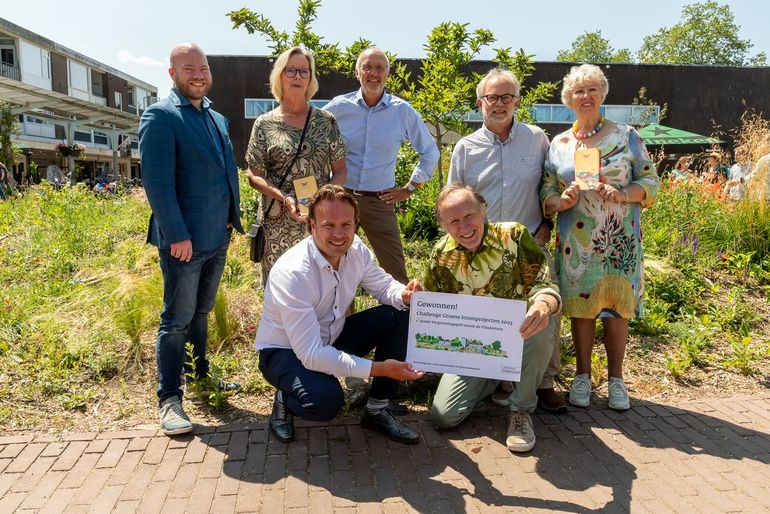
[245,98,331,119]
[41,50,50,79]
[0,38,16,67]
[91,71,105,97]
[69,60,89,97]
[22,114,55,138]
[114,91,122,109]
[532,104,659,125]
[244,99,277,119]
[93,131,109,146]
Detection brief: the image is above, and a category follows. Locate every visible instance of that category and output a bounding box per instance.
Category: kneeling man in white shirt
[255,184,424,444]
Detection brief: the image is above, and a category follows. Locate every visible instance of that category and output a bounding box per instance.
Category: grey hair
[476,68,520,98]
[435,183,488,228]
[560,63,609,107]
[355,47,390,71]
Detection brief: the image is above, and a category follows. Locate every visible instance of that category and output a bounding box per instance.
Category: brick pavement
[1,394,769,513]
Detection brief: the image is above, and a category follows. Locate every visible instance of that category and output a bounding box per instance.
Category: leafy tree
[0,101,21,171]
[394,23,559,184]
[556,30,633,63]
[632,87,669,126]
[637,1,766,66]
[228,1,558,185]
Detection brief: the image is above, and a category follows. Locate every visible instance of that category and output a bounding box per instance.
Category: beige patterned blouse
[245,109,347,282]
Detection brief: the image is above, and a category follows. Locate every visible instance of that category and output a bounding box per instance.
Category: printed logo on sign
[501,365,515,374]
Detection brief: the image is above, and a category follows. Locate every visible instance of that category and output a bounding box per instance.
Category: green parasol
[638,124,722,145]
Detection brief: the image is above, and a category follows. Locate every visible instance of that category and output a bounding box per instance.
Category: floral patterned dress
[245,109,347,282]
[540,123,659,319]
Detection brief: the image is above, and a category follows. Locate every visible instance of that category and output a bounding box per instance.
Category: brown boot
[537,387,567,414]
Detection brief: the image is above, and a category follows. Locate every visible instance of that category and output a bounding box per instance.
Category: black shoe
[385,401,409,416]
[215,379,242,393]
[361,408,419,444]
[269,391,294,443]
[185,377,242,402]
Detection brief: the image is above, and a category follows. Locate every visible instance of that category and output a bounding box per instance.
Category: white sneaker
[159,396,192,436]
[506,411,535,452]
[608,377,631,411]
[569,373,592,407]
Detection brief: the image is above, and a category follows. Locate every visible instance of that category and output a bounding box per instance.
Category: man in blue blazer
[139,43,243,435]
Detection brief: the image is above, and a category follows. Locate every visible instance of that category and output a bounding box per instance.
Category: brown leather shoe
[537,387,567,414]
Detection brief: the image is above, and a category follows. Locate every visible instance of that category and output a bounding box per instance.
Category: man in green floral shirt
[426,184,560,452]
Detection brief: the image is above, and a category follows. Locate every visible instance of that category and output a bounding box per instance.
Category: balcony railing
[0,60,20,81]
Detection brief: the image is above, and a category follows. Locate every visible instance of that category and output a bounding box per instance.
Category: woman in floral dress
[540,64,660,411]
[245,47,347,283]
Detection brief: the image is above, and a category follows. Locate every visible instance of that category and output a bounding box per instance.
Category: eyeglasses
[284,68,311,79]
[359,64,388,74]
[479,94,518,105]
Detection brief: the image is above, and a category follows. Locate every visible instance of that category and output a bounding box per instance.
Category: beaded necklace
[572,116,605,140]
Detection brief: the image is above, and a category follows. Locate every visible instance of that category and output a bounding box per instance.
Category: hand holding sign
[574,147,601,190]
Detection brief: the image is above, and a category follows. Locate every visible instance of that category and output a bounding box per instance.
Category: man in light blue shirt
[324,47,439,284]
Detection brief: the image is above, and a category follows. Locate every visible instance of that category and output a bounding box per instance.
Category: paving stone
[0,435,33,445]
[5,443,46,473]
[96,438,130,468]
[3,395,770,512]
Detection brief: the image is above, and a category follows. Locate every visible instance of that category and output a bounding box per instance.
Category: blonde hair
[269,47,319,102]
[560,64,609,107]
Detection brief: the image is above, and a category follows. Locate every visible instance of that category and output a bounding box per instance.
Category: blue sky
[2,0,768,97]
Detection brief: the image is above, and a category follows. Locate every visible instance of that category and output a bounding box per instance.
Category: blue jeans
[156,240,229,404]
[258,306,409,422]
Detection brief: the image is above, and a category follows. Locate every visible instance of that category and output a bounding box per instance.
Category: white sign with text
[406,291,526,381]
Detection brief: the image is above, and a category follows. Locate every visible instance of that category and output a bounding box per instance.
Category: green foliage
[632,87,668,125]
[556,30,633,63]
[492,48,559,126]
[239,169,261,227]
[212,290,238,353]
[629,296,670,336]
[590,353,608,386]
[722,335,768,376]
[637,1,766,66]
[228,0,342,73]
[227,1,558,185]
[393,22,494,183]
[394,146,442,241]
[0,100,21,170]
[184,343,233,410]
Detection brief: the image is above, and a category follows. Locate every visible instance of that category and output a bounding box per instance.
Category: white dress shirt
[254,235,407,379]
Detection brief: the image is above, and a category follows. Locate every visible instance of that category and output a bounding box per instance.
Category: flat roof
[0,76,140,133]
[0,16,157,92]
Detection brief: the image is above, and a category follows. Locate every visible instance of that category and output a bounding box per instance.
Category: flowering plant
[54,142,87,158]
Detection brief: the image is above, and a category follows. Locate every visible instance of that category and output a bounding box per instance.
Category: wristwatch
[406,183,416,193]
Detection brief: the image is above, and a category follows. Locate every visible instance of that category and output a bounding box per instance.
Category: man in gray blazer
[139,43,243,435]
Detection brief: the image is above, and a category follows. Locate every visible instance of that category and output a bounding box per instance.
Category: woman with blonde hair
[245,46,347,282]
[540,64,660,410]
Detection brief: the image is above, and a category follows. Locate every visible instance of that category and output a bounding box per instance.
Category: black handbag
[248,223,266,262]
[248,107,313,263]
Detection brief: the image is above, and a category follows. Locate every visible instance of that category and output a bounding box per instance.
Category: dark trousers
[156,241,229,404]
[259,305,409,422]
